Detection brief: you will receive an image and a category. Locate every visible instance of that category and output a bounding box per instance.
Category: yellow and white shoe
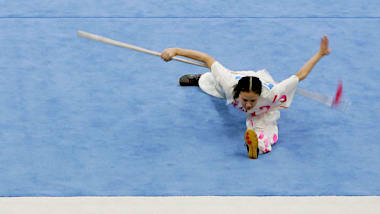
[245,129,259,159]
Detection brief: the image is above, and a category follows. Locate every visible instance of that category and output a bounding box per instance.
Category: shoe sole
[245,130,258,159]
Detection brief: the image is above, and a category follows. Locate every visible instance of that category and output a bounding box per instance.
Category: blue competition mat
[0,0,379,196]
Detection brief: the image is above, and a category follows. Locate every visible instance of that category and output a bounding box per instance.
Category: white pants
[246,110,280,154]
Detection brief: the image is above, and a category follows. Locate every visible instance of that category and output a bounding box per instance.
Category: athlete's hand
[319,35,331,56]
[161,48,177,62]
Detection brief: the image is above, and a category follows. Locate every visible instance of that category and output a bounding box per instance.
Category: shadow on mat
[210,97,247,157]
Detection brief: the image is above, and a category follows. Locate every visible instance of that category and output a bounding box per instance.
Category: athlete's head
[233,76,262,111]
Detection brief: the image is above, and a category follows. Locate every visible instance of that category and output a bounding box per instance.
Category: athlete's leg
[246,112,279,156]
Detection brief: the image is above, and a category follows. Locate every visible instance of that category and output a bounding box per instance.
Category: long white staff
[77,30,346,109]
[77,30,206,67]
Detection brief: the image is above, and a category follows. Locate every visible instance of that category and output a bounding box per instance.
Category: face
[238,91,260,111]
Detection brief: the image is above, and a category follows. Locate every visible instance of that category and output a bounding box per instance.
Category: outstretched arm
[161,48,215,69]
[296,36,331,81]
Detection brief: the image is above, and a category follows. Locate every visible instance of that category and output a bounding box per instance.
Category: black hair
[233,76,262,99]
